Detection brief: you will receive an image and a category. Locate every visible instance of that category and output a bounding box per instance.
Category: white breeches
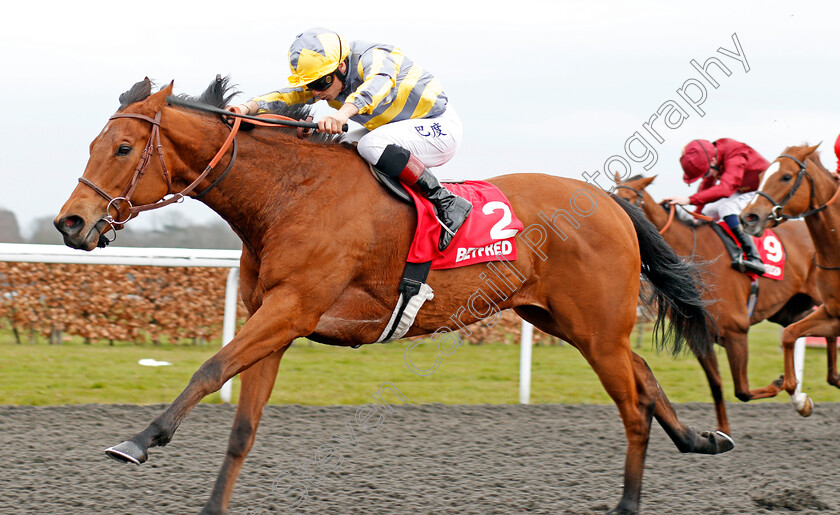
[701,191,757,220]
[341,104,463,168]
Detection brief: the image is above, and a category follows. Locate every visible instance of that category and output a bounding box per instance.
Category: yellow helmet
[287,28,350,88]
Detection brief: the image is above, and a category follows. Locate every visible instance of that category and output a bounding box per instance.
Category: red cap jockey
[680,139,717,184]
[671,138,769,275]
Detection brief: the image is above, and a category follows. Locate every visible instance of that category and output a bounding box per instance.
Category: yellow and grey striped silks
[250,40,448,130]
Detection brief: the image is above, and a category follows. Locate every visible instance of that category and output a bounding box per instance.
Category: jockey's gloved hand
[296,116,314,139]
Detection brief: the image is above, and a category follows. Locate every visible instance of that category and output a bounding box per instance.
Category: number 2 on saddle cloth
[374,180,524,344]
[405,180,524,269]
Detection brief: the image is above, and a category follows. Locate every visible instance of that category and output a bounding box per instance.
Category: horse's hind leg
[826,337,840,387]
[575,336,653,514]
[724,331,784,401]
[201,347,286,515]
[632,353,734,454]
[517,307,654,513]
[694,347,730,434]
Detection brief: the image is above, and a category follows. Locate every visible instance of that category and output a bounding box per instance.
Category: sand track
[0,403,837,514]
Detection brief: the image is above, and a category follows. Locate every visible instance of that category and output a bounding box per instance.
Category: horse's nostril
[56,215,84,234]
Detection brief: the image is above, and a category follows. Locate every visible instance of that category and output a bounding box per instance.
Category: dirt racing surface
[1,402,838,514]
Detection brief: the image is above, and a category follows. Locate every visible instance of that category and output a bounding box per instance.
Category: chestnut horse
[615,176,822,431]
[741,144,840,409]
[55,78,732,515]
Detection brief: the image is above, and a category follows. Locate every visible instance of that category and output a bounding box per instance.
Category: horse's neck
[178,127,365,254]
[641,193,693,253]
[803,173,840,259]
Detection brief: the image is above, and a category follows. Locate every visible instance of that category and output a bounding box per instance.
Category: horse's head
[55,78,178,250]
[740,144,826,236]
[613,174,657,207]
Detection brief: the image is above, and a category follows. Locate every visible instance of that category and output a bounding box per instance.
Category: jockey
[835,132,840,174]
[663,138,770,275]
[231,27,471,251]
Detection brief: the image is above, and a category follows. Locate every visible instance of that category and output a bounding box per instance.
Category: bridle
[77,109,242,242]
[613,184,675,235]
[754,154,840,222]
[613,185,645,208]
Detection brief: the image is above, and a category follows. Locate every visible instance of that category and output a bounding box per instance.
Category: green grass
[2,322,840,406]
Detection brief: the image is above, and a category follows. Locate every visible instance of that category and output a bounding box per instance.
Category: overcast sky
[1,1,837,239]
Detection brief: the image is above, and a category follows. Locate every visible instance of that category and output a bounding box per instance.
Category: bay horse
[615,176,822,431]
[741,144,840,409]
[54,77,733,515]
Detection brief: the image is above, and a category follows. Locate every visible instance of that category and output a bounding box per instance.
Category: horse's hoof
[700,430,735,454]
[794,395,814,417]
[105,440,147,465]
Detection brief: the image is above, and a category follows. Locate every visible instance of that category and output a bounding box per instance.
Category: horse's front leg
[201,347,286,515]
[105,291,319,465]
[779,305,840,416]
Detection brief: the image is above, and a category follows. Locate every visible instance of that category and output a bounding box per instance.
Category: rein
[678,205,714,223]
[659,203,676,235]
[812,253,840,271]
[755,154,840,221]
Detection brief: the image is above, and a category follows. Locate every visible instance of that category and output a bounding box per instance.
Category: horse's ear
[637,176,656,189]
[147,81,175,111]
[805,142,822,157]
[614,171,622,183]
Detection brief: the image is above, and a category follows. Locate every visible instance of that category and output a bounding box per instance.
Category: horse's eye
[116,144,132,156]
[780,174,793,182]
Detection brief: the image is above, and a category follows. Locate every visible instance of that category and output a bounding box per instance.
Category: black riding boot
[413,169,473,250]
[375,144,472,251]
[731,225,765,274]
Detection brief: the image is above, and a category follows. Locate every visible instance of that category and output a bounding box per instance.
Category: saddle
[709,223,753,274]
[367,164,412,203]
[708,222,784,280]
[363,165,522,343]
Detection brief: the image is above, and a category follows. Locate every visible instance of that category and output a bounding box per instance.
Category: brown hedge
[0,262,245,344]
[0,262,561,345]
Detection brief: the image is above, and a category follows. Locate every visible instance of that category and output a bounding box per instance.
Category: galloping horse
[615,176,822,430]
[55,78,732,515]
[741,144,840,408]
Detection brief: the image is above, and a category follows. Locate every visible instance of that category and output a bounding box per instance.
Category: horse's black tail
[612,195,716,357]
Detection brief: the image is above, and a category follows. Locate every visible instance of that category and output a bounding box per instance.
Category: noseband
[77,109,241,240]
[755,154,840,222]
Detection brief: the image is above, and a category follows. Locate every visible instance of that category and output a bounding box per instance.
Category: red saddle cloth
[406,181,524,270]
[718,223,785,280]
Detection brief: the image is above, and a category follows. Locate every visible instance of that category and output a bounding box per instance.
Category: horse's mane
[118,76,338,144]
[118,78,153,108]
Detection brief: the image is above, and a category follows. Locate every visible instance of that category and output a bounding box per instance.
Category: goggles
[306,72,335,91]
